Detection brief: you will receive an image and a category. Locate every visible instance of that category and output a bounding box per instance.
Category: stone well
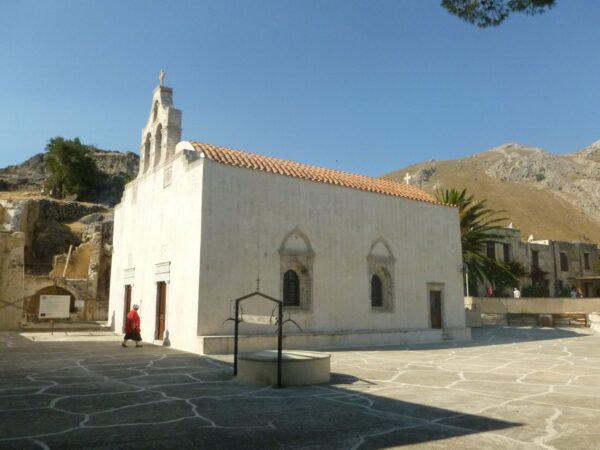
[236,349,331,387]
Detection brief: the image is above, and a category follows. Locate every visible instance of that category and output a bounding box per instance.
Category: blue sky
[2,1,599,176]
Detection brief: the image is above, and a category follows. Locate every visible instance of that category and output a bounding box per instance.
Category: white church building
[108,78,470,354]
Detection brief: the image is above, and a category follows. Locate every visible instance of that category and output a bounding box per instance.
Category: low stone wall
[465,296,600,326]
[197,327,472,355]
[466,296,600,314]
[465,305,482,327]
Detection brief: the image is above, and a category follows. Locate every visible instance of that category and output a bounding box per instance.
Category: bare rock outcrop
[480,143,600,222]
[0,149,139,206]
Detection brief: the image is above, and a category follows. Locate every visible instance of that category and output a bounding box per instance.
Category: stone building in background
[484,225,599,297]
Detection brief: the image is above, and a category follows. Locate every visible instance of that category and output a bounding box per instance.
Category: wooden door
[123,285,132,333]
[155,282,167,340]
[430,290,442,329]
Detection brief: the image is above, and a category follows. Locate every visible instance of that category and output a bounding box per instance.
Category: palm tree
[435,188,508,285]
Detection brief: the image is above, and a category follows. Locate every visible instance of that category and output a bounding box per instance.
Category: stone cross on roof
[159,69,166,86]
[403,173,412,185]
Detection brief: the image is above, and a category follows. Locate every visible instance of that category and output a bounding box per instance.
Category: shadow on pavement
[0,332,522,449]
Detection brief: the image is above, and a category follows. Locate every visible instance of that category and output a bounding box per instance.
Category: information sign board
[39,295,71,319]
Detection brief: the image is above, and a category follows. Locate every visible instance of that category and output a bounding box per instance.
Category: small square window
[584,253,591,270]
[560,252,568,272]
[503,244,511,263]
[486,242,495,259]
[532,250,539,268]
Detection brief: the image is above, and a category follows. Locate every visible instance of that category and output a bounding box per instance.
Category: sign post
[39,295,71,335]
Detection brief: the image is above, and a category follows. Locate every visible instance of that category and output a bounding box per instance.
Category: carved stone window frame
[367,238,395,313]
[279,227,315,312]
[155,261,171,283]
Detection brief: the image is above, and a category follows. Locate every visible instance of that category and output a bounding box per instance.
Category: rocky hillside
[0,149,139,206]
[385,140,600,244]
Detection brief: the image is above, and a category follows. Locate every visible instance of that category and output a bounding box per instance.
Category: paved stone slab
[0,327,599,449]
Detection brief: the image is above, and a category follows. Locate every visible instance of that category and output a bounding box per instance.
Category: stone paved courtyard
[1,327,599,449]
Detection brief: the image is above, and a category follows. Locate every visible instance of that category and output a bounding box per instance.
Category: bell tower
[138,69,182,175]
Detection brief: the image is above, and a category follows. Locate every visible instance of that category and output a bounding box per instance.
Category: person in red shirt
[122,304,143,348]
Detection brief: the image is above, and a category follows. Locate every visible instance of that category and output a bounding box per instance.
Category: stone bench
[552,313,590,327]
[236,349,331,387]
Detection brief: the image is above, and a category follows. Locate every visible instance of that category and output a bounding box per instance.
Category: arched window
[279,228,314,310]
[367,238,395,311]
[152,101,159,122]
[371,274,383,307]
[154,124,162,166]
[143,134,151,172]
[283,270,300,306]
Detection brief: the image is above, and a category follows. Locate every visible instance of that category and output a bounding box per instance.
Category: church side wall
[197,161,465,338]
[108,153,204,352]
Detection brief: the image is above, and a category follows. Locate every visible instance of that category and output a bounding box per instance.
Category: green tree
[442,0,555,28]
[522,264,550,297]
[435,188,508,286]
[488,260,528,296]
[44,137,100,200]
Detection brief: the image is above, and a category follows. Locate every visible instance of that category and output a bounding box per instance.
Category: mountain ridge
[384,140,600,244]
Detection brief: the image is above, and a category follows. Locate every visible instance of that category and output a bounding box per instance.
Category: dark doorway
[155,282,167,340]
[430,290,442,329]
[122,285,132,333]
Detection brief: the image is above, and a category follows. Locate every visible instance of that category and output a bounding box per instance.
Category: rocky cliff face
[480,142,600,222]
[385,140,600,244]
[0,149,139,206]
[0,154,46,191]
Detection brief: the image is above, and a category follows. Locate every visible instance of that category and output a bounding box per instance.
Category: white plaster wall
[108,152,204,352]
[197,160,465,338]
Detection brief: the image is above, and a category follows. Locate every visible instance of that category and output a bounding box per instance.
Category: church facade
[108,80,470,354]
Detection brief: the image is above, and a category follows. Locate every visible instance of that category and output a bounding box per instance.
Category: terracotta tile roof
[189,141,438,204]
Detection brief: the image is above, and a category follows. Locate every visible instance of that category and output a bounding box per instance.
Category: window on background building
[584,253,591,270]
[532,250,539,268]
[560,252,568,272]
[486,242,496,259]
[503,244,511,263]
